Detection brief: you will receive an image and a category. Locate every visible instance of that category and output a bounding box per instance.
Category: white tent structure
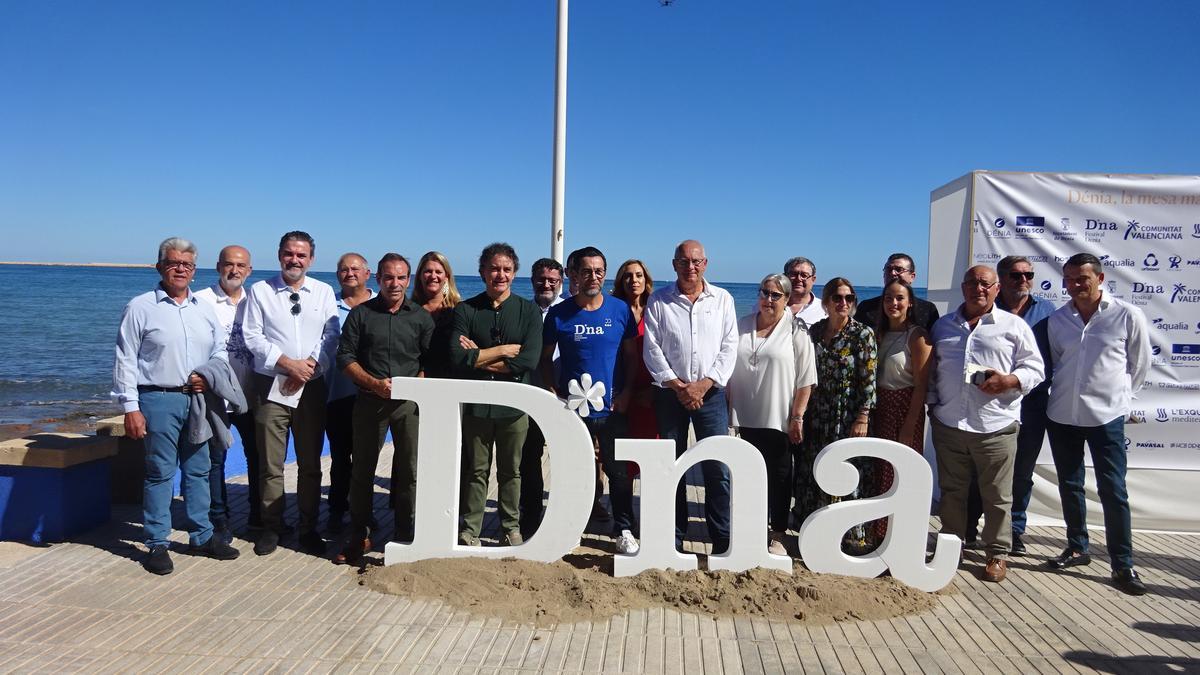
[928,170,1200,533]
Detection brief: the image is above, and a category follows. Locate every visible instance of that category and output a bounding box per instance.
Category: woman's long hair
[411,251,461,309]
[612,259,654,307]
[876,279,917,342]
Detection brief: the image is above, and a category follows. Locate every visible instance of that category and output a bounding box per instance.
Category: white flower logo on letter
[566,373,606,418]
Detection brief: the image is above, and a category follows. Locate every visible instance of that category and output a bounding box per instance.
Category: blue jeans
[585,413,639,536]
[141,391,213,548]
[1046,416,1133,569]
[1010,395,1049,536]
[655,387,731,552]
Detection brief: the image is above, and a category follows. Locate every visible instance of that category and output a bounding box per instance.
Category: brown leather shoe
[334,537,371,565]
[981,558,1007,583]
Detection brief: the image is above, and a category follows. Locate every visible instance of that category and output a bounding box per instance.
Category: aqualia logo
[1153,317,1189,331]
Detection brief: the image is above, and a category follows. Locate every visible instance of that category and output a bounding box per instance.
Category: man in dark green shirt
[334,253,433,563]
[450,242,543,546]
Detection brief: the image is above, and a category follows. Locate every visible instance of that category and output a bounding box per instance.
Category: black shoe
[1010,533,1027,556]
[144,545,173,575]
[190,535,240,560]
[1045,548,1091,570]
[254,529,279,556]
[299,531,327,556]
[1113,568,1148,596]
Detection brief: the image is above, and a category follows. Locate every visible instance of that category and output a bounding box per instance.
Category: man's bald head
[216,245,252,294]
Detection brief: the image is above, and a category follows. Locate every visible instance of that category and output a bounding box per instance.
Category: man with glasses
[334,253,433,564]
[856,253,940,331]
[243,231,340,556]
[450,242,543,547]
[644,239,739,554]
[519,258,566,538]
[539,246,641,553]
[928,265,1044,583]
[113,237,241,574]
[783,256,825,331]
[195,245,257,540]
[962,256,1057,553]
[1042,253,1150,595]
[324,253,375,534]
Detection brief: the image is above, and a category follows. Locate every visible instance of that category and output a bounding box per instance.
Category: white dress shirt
[242,274,340,378]
[643,279,739,388]
[194,284,255,399]
[790,293,826,332]
[928,304,1045,433]
[112,286,227,413]
[728,312,817,432]
[1047,293,1150,427]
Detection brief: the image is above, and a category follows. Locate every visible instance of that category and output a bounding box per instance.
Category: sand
[360,554,942,627]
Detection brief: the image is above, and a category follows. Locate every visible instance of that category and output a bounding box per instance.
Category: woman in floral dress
[794,278,877,553]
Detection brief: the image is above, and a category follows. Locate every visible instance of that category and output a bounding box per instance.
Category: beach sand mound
[360,554,941,626]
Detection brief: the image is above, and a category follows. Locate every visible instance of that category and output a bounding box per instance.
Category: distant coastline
[0,261,153,269]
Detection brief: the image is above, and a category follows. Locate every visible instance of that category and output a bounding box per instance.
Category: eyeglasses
[788,271,815,281]
[289,292,301,315]
[576,268,605,279]
[162,260,196,271]
[962,279,999,290]
[1007,271,1035,281]
[673,258,706,268]
[831,293,856,305]
[758,289,786,302]
[883,265,913,275]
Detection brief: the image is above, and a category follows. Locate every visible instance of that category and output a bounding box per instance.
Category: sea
[0,263,898,427]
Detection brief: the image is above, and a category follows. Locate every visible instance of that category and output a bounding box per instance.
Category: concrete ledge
[0,434,118,469]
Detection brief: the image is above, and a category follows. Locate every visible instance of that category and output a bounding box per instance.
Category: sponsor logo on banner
[1153,317,1189,332]
[1145,379,1200,390]
[1171,284,1200,304]
[1136,441,1165,449]
[1188,258,1200,268]
[1085,218,1118,243]
[1129,409,1147,423]
[1013,216,1045,238]
[1100,255,1135,269]
[1040,280,1053,291]
[1053,217,1076,241]
[1171,442,1200,449]
[1143,253,1160,271]
[1156,408,1170,423]
[981,217,1012,239]
[1124,220,1184,241]
[1194,224,1200,238]
[1107,280,1119,295]
[1154,405,1200,423]
[1169,256,1182,269]
[1129,281,1164,307]
[1027,254,1055,263]
[975,252,1000,263]
[1170,343,1200,367]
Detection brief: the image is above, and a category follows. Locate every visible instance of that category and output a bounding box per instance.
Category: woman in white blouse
[727,273,817,555]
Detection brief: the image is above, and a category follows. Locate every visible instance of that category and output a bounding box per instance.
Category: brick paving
[1,450,1198,673]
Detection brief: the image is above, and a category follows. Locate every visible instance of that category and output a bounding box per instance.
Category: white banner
[969,171,1200,471]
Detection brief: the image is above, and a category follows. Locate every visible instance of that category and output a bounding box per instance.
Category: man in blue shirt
[964,256,1057,554]
[112,237,241,574]
[540,246,641,554]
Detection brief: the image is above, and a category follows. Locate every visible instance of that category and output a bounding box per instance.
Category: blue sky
[2,2,1197,284]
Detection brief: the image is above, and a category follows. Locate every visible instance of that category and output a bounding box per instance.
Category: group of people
[113,233,1151,597]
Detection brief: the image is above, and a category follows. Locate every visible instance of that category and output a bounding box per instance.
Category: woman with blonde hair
[412,251,461,379]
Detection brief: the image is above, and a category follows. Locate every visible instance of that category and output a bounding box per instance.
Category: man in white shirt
[643,239,738,554]
[928,265,1044,583]
[325,252,374,533]
[194,245,258,538]
[783,256,825,331]
[243,231,340,556]
[1043,253,1150,596]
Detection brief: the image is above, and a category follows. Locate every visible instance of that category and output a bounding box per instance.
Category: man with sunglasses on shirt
[449,242,543,547]
[783,256,826,331]
[855,252,941,332]
[243,231,340,557]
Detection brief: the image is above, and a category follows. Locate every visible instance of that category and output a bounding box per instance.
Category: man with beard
[195,245,258,538]
[856,253,940,331]
[243,231,340,556]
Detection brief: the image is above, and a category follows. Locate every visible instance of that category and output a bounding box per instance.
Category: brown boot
[981,558,1007,583]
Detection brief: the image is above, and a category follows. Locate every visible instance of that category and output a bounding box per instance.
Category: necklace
[749,321,774,366]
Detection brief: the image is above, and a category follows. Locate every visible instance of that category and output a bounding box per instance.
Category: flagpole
[550,0,568,263]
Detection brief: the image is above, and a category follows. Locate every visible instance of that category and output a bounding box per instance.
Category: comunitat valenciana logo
[1124,220,1185,241]
[1171,284,1200,304]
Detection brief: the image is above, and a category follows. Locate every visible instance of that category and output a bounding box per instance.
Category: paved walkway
[1,452,1198,673]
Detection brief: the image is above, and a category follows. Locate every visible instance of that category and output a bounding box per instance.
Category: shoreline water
[0,261,154,268]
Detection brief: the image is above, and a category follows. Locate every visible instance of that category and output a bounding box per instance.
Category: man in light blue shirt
[112,237,241,575]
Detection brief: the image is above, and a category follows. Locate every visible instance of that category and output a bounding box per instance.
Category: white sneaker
[768,531,788,556]
[615,530,640,555]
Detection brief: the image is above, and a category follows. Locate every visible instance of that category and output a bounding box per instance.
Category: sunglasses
[831,293,856,304]
[758,289,785,302]
[289,292,301,315]
[1007,271,1035,281]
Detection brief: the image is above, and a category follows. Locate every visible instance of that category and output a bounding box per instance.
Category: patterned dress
[867,326,925,546]
[794,318,877,551]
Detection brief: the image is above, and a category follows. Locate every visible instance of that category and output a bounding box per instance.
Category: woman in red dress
[612,260,657,440]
